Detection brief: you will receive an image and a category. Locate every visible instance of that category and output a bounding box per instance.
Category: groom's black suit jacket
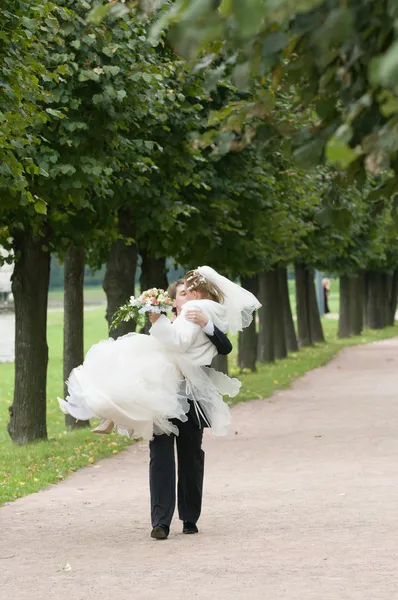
[207,325,232,357]
[188,325,232,428]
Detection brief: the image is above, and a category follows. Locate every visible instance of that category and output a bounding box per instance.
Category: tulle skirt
[58,333,241,440]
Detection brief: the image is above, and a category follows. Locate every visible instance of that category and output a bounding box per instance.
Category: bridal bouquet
[111,288,173,330]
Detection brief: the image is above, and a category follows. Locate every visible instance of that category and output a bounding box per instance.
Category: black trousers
[149,410,204,528]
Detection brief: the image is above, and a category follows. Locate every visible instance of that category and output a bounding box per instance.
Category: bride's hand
[185,309,208,328]
[149,313,161,324]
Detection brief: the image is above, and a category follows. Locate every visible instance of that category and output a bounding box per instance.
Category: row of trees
[148,0,398,358]
[48,257,183,290]
[1,1,397,444]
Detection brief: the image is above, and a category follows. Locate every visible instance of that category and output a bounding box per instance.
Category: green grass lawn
[1,303,396,505]
[0,308,133,505]
[48,285,107,305]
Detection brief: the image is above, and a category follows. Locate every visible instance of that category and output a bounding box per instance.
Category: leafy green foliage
[2,0,398,291]
[0,1,58,210]
[1,2,209,269]
[148,0,398,184]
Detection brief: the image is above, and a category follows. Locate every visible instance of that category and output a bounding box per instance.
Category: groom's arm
[202,321,232,356]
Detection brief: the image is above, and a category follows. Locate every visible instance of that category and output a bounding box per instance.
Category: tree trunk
[295,264,324,346]
[104,210,138,340]
[350,272,364,336]
[307,268,324,343]
[257,271,275,363]
[339,273,363,338]
[139,252,169,291]
[363,270,370,328]
[211,354,228,375]
[238,275,258,371]
[364,270,383,329]
[139,252,168,334]
[63,245,88,429]
[380,272,390,328]
[272,268,287,360]
[8,231,50,444]
[278,266,298,353]
[387,269,398,326]
[295,263,312,347]
[338,275,351,338]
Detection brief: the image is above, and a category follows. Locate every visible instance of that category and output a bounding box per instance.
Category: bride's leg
[91,419,114,434]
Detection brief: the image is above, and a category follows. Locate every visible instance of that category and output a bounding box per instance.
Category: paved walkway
[2,338,398,599]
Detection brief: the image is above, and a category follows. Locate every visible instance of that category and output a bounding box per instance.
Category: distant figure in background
[322,278,330,314]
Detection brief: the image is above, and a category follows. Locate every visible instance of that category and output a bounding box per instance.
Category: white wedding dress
[58,299,241,440]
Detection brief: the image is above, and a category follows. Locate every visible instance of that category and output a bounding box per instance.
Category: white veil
[197,266,261,335]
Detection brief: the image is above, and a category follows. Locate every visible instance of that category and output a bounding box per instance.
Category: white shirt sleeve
[202,319,215,336]
[150,313,201,352]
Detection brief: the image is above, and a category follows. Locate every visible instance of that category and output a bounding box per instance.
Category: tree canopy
[147,0,398,185]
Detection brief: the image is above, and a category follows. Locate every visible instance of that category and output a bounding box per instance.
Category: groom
[148,279,232,540]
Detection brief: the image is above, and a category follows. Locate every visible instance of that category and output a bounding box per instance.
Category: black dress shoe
[183,522,198,534]
[151,525,169,540]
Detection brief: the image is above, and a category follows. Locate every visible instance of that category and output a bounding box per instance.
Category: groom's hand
[185,309,208,328]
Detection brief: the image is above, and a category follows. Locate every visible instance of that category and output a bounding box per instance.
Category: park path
[2,338,398,599]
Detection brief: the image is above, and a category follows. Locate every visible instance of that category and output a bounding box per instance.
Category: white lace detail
[175,355,241,437]
[197,266,261,335]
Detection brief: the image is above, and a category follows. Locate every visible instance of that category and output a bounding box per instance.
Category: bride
[58,266,261,440]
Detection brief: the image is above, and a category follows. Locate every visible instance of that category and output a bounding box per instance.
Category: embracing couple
[59,266,261,540]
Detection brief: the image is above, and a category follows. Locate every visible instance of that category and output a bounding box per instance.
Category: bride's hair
[184,269,225,303]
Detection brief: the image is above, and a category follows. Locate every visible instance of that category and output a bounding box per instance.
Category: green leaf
[232,62,251,90]
[59,164,76,175]
[46,108,64,119]
[261,31,289,56]
[34,199,47,215]
[293,140,324,169]
[231,0,265,38]
[21,17,38,31]
[103,66,121,76]
[373,40,398,88]
[26,163,40,175]
[109,3,129,18]
[315,99,337,120]
[102,46,118,57]
[313,8,353,51]
[78,70,100,82]
[325,138,358,168]
[87,4,111,25]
